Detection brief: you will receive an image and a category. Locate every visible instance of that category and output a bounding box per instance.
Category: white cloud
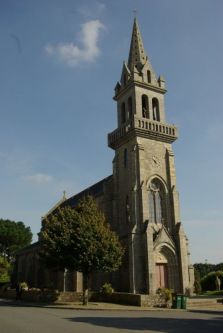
[24,173,53,184]
[45,20,104,67]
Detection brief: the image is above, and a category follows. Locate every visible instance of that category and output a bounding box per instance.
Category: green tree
[0,219,32,262]
[194,263,216,279]
[200,271,223,292]
[40,196,124,305]
[0,256,11,283]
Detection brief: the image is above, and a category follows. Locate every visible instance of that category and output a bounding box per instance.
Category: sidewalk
[1,298,223,313]
[0,298,180,311]
[40,301,223,313]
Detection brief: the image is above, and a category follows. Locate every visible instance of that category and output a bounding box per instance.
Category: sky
[0,0,223,264]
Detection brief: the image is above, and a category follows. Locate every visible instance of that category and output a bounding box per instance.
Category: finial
[133,9,137,19]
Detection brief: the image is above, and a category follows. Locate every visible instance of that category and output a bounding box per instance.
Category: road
[0,300,223,333]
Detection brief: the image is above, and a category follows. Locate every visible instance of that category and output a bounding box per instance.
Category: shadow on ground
[66,315,223,333]
[189,309,223,315]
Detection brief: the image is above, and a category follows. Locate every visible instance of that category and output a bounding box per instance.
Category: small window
[128,97,133,119]
[147,70,151,83]
[121,102,126,124]
[124,148,128,168]
[126,196,130,223]
[152,98,160,121]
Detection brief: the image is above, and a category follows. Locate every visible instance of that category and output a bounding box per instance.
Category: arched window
[128,97,133,119]
[148,179,166,224]
[147,70,151,83]
[152,98,160,121]
[124,148,128,168]
[121,102,126,124]
[142,94,149,118]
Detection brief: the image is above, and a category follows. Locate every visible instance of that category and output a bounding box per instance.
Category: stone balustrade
[108,116,178,149]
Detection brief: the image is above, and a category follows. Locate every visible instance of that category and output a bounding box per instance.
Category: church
[16,18,194,295]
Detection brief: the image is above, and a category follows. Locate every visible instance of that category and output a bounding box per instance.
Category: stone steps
[56,292,83,303]
[187,297,223,308]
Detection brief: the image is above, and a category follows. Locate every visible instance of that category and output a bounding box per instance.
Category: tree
[40,196,124,305]
[0,256,11,283]
[200,271,223,292]
[0,219,32,262]
[194,263,223,279]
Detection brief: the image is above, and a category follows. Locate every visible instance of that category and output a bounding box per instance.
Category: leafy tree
[0,256,11,283]
[40,196,124,305]
[194,263,216,279]
[200,271,223,292]
[216,263,223,271]
[0,219,32,262]
[194,263,223,280]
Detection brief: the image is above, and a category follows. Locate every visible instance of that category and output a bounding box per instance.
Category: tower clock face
[152,155,161,168]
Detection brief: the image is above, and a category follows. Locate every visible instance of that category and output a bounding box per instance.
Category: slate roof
[62,175,113,208]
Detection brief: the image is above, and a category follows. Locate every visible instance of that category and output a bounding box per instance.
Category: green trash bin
[172,294,182,309]
[181,295,187,309]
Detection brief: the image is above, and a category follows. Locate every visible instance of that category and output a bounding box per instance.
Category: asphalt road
[0,300,223,333]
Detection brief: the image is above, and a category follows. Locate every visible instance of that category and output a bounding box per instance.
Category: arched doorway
[155,252,168,289]
[154,244,180,292]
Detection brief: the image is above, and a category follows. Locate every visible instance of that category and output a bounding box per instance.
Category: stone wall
[90,292,166,307]
[0,289,82,303]
[0,289,167,307]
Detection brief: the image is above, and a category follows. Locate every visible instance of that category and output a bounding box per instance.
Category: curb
[2,298,222,313]
[0,298,183,312]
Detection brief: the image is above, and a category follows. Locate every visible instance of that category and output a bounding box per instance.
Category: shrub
[156,288,173,307]
[20,281,28,290]
[100,283,114,295]
[200,271,223,292]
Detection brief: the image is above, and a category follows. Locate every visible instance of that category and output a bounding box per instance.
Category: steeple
[128,18,147,72]
[114,18,165,96]
[109,18,177,149]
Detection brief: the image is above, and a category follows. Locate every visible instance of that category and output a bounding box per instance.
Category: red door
[156,263,168,289]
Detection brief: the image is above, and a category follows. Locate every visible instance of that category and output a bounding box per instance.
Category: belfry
[16,19,194,295]
[108,18,194,293]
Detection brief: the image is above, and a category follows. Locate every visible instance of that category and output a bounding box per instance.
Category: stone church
[16,18,194,295]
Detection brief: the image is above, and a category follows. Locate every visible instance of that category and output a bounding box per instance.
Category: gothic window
[142,94,149,118]
[121,102,126,124]
[128,97,133,119]
[148,179,166,224]
[147,70,151,83]
[152,98,160,121]
[124,148,128,168]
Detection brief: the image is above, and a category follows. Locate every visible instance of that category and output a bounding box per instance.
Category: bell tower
[108,18,194,294]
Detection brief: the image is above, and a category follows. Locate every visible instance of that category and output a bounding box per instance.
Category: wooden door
[156,263,168,289]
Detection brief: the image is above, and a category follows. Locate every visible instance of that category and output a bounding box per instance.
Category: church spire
[128,17,147,72]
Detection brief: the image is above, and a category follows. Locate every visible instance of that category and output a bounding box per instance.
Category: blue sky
[0,0,223,264]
